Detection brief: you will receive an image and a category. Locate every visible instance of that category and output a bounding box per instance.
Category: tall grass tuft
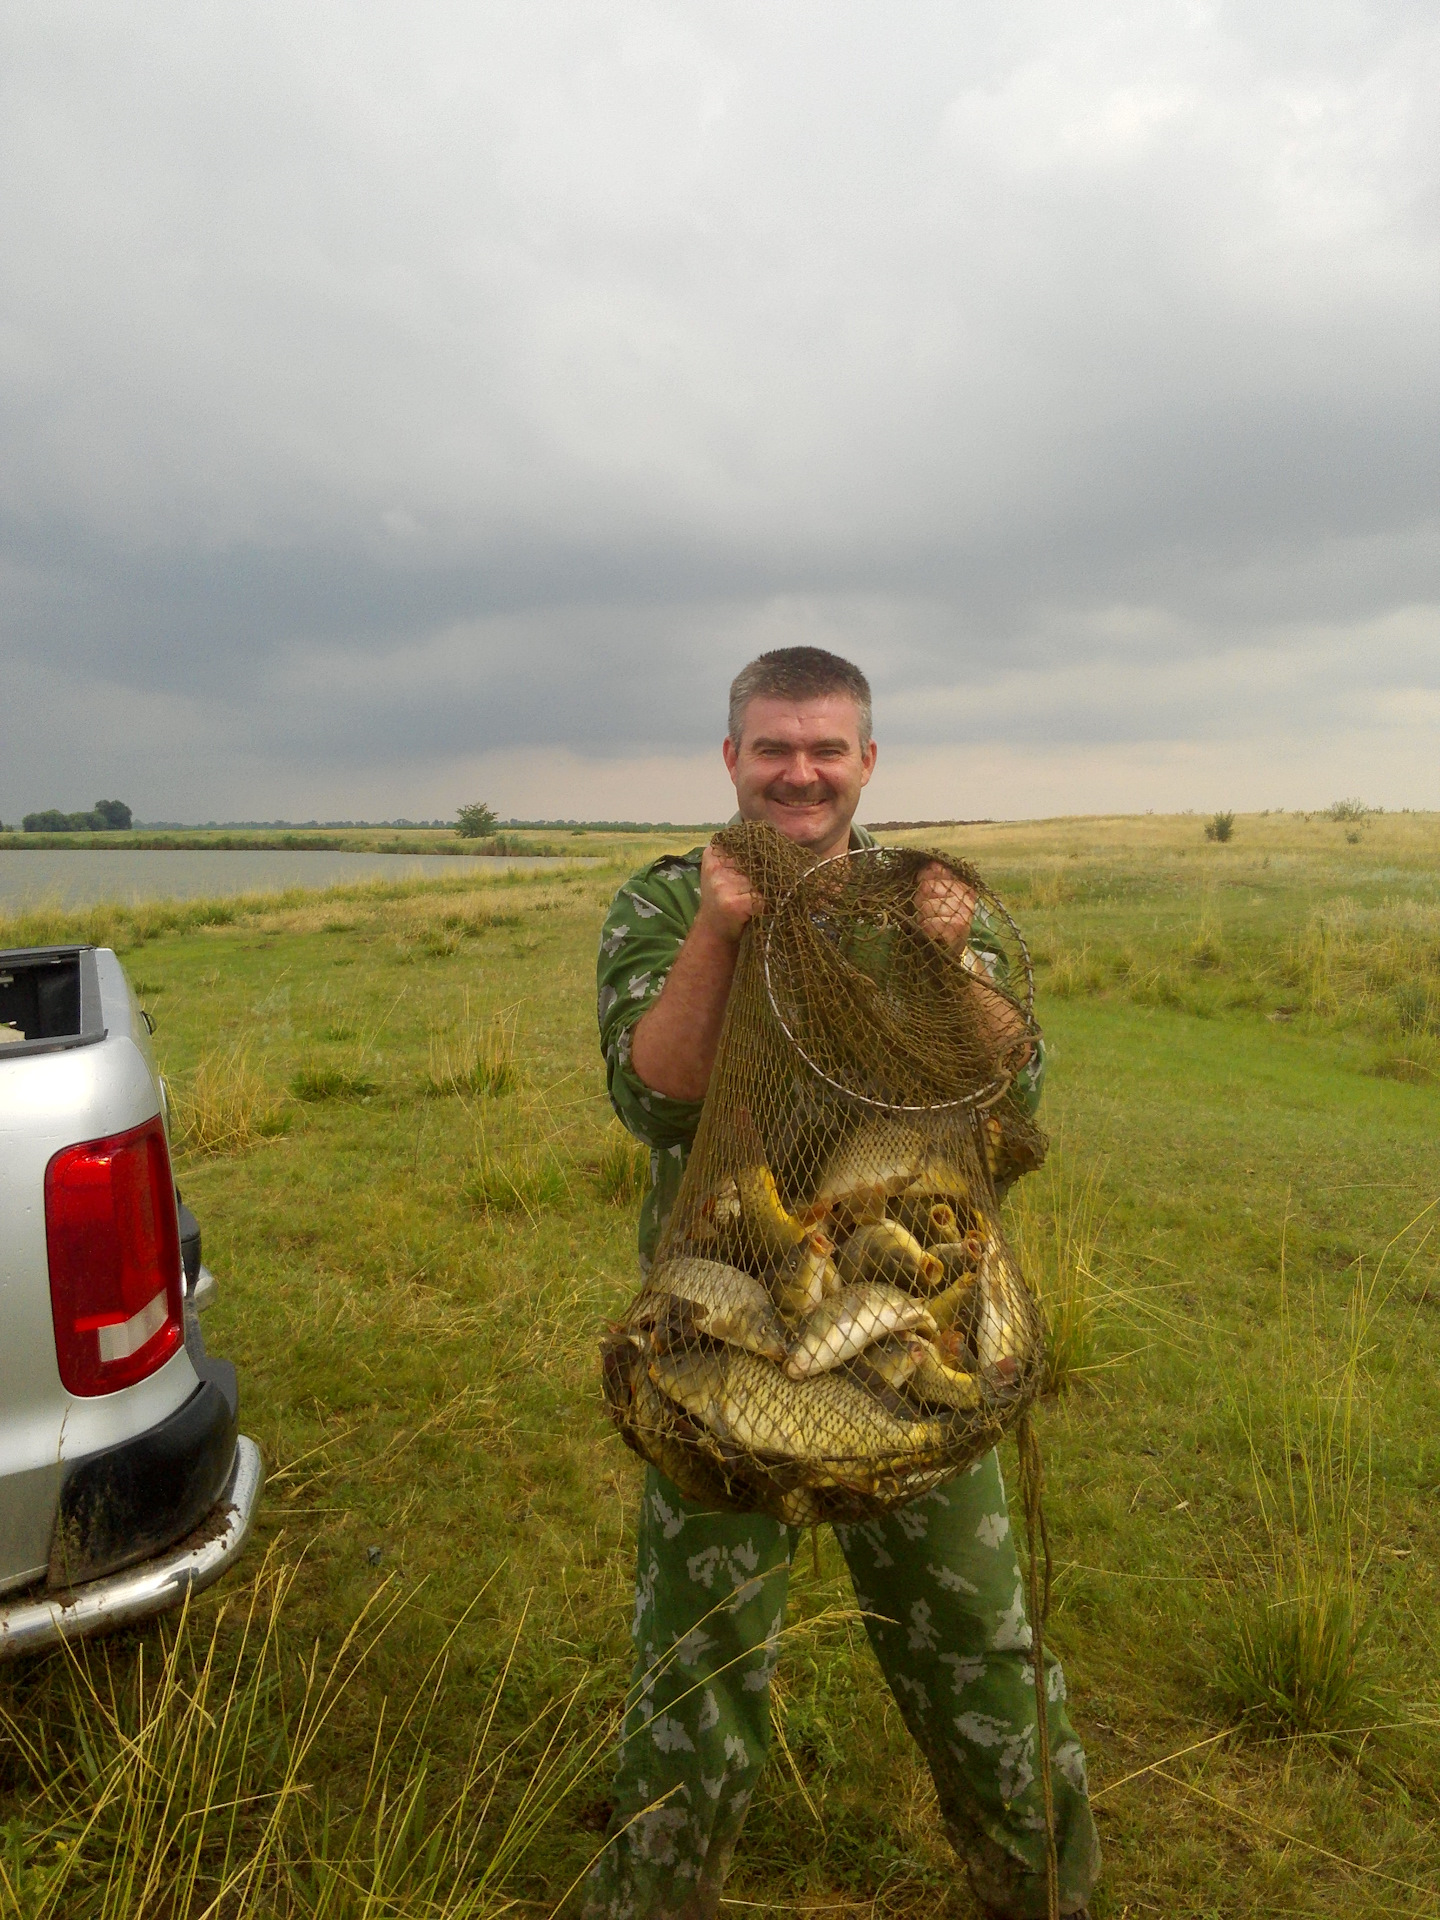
[427,999,522,1098]
[594,1122,650,1205]
[466,1137,569,1220]
[290,1064,379,1102]
[1215,1235,1379,1742]
[173,1042,288,1155]
[0,1552,612,1918]
[1007,1149,1109,1396]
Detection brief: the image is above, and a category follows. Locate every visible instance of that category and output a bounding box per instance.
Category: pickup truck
[0,943,262,1657]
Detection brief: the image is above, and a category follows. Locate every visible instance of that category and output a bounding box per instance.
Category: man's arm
[629,847,754,1101]
[914,861,1032,1065]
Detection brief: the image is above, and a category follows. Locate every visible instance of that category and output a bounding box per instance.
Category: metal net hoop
[760,843,1038,1117]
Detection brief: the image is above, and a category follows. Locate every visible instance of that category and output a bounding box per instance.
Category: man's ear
[722,736,740,780]
[859,738,878,785]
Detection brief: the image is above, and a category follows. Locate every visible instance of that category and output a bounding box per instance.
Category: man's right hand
[695,844,756,945]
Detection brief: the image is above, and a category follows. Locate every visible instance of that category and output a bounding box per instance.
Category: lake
[0,849,587,913]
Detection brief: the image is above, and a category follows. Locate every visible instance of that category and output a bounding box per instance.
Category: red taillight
[45,1116,183,1395]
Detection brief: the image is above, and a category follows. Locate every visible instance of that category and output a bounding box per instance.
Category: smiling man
[588,648,1100,1920]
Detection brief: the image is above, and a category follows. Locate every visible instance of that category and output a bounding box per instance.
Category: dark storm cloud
[1,1,1437,815]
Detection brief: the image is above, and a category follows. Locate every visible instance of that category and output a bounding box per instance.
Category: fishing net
[601,821,1049,1526]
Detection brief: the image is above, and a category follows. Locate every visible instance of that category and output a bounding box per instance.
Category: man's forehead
[734,691,864,744]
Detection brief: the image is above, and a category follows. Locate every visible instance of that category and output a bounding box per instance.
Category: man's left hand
[915,862,977,947]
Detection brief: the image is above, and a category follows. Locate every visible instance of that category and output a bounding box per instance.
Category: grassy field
[0,825,713,857]
[1,810,1438,1918]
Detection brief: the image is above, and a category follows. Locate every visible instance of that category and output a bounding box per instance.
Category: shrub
[1326,797,1371,822]
[455,801,499,839]
[1204,811,1235,843]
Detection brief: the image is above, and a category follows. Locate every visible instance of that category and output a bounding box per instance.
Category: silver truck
[0,943,262,1657]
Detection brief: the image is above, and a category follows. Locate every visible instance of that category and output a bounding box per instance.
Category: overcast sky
[2,2,1436,824]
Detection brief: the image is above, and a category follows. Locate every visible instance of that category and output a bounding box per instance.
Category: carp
[653,1346,945,1466]
[642,1256,789,1362]
[973,1241,1034,1378]
[904,1348,983,1412]
[889,1196,964,1246]
[784,1281,937,1380]
[771,1231,839,1319]
[808,1122,928,1223]
[705,1165,809,1264]
[836,1219,946,1293]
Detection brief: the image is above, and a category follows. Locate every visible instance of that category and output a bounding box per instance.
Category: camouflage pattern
[583,1459,1099,1920]
[589,836,1097,1919]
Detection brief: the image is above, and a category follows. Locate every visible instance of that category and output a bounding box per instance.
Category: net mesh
[602,822,1049,1525]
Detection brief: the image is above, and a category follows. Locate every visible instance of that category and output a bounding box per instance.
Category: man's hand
[915,862,977,948]
[629,844,755,1102]
[695,844,757,945]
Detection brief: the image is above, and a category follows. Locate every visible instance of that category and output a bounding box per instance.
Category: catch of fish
[603,1115,1043,1522]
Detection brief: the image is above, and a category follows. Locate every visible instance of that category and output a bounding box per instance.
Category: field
[2,809,1438,1918]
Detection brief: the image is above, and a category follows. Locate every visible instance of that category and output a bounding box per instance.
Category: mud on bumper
[0,1437,264,1660]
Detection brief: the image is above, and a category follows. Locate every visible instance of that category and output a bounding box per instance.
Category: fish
[904,1348,983,1412]
[898,1151,974,1207]
[835,1220,945,1293]
[784,1282,937,1379]
[849,1331,930,1392]
[889,1197,963,1245]
[927,1269,981,1338]
[642,1257,790,1362]
[628,1349,738,1505]
[650,1346,731,1426]
[654,1345,946,1467]
[972,1241,1034,1377]
[770,1232,839,1319]
[705,1165,809,1264]
[808,1122,928,1223]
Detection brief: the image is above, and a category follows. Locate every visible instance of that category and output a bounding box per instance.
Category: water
[0,849,585,913]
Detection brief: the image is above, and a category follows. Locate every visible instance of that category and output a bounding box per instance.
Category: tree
[455,802,499,839]
[93,799,133,830]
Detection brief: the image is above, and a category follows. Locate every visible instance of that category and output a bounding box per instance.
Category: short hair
[727,646,872,746]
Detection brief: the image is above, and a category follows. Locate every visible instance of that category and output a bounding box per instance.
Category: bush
[455,801,499,839]
[1204,811,1235,843]
[1326,797,1371,822]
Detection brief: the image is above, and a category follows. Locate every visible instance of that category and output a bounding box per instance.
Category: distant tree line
[22,800,133,832]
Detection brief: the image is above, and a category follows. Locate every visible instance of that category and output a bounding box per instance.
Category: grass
[592,1122,650,1206]
[427,1000,523,1099]
[2,811,1439,1918]
[173,1041,289,1154]
[0,1549,612,1918]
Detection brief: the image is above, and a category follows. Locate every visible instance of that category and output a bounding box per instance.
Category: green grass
[2,814,1439,1917]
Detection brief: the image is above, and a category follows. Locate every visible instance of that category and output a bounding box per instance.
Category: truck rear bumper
[0,1436,263,1660]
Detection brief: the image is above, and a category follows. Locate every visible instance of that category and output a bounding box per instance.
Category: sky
[2,1,1437,825]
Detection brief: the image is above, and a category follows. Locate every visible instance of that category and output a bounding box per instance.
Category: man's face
[723,692,877,857]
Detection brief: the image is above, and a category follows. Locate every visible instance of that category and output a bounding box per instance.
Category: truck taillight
[45,1116,184,1395]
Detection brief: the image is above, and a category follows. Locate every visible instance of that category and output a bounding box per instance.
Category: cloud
[1,1,1437,819]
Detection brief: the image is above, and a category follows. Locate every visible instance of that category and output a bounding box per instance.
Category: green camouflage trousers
[583,1449,1100,1920]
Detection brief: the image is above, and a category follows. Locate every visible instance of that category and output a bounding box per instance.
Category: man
[589,647,1100,1920]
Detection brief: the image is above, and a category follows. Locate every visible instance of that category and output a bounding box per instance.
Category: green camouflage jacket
[597,827,1044,1267]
